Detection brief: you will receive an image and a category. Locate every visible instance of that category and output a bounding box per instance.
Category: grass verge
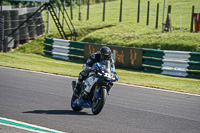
[0,53,199,95]
[1,0,200,95]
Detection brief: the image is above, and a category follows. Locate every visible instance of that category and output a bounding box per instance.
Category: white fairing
[84,76,98,93]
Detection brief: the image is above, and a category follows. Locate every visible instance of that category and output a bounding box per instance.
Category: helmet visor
[101,54,110,60]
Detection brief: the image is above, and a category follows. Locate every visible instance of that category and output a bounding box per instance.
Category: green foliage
[13,0,200,53]
[66,0,200,52]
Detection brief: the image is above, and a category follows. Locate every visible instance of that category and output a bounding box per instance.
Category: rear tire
[91,88,107,115]
[71,95,83,112]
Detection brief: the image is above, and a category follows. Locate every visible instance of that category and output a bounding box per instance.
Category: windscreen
[100,60,111,73]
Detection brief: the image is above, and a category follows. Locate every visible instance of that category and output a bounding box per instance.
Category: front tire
[91,88,107,115]
[71,95,83,112]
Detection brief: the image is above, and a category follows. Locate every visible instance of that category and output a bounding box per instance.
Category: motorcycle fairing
[84,76,98,93]
[73,97,92,108]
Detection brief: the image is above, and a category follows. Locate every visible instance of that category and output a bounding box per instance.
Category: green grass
[0,53,83,76]
[43,0,200,51]
[12,36,45,55]
[0,52,199,95]
[0,0,200,95]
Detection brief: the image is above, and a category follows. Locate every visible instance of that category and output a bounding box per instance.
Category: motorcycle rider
[74,46,118,97]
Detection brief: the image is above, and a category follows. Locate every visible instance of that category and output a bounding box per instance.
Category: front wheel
[71,95,83,112]
[91,88,107,115]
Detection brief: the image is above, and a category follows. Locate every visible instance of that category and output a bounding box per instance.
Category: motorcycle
[71,60,118,115]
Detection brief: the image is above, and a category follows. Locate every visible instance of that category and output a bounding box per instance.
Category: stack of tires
[1,9,45,52]
[10,10,19,48]
[2,10,20,51]
[2,10,11,39]
[19,14,29,44]
[2,10,13,51]
[0,15,4,52]
[35,12,45,36]
[27,12,37,40]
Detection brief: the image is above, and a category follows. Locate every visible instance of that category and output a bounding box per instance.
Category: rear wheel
[91,88,107,115]
[71,95,83,112]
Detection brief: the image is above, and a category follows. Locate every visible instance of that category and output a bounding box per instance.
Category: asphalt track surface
[0,66,200,133]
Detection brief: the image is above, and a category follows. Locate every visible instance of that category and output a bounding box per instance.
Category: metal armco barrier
[44,37,200,79]
[44,37,84,60]
[142,49,200,78]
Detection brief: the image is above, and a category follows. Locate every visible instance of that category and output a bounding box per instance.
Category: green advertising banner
[7,0,49,2]
[84,43,143,70]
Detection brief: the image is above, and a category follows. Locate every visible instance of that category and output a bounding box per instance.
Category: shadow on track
[23,110,92,116]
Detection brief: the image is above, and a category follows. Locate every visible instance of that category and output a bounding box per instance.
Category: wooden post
[79,0,81,21]
[165,5,173,32]
[87,0,90,20]
[70,0,73,20]
[155,3,159,29]
[119,0,123,22]
[47,6,50,33]
[162,0,166,32]
[103,0,106,21]
[167,5,171,14]
[146,1,150,25]
[190,5,195,32]
[168,14,173,32]
[137,0,140,23]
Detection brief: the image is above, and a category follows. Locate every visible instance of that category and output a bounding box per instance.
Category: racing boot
[74,82,81,96]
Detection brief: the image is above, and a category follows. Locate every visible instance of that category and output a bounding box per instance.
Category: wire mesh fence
[63,0,200,31]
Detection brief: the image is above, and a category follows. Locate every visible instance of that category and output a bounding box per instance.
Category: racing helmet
[100,46,111,61]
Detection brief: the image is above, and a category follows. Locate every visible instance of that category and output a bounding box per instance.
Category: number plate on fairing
[84,76,98,93]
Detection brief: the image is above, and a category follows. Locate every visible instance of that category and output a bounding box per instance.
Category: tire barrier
[2,10,13,51]
[35,12,45,36]
[0,15,4,52]
[19,14,29,43]
[0,41,3,52]
[10,10,19,48]
[1,8,45,51]
[142,49,200,79]
[44,37,200,79]
[2,37,14,52]
[2,11,11,37]
[27,13,37,39]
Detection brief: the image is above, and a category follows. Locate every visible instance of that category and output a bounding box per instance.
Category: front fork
[93,81,112,102]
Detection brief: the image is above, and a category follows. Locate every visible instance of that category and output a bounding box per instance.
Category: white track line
[0,117,66,133]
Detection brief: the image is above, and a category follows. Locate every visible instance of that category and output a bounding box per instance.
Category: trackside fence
[44,37,84,60]
[43,37,200,79]
[142,49,200,78]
